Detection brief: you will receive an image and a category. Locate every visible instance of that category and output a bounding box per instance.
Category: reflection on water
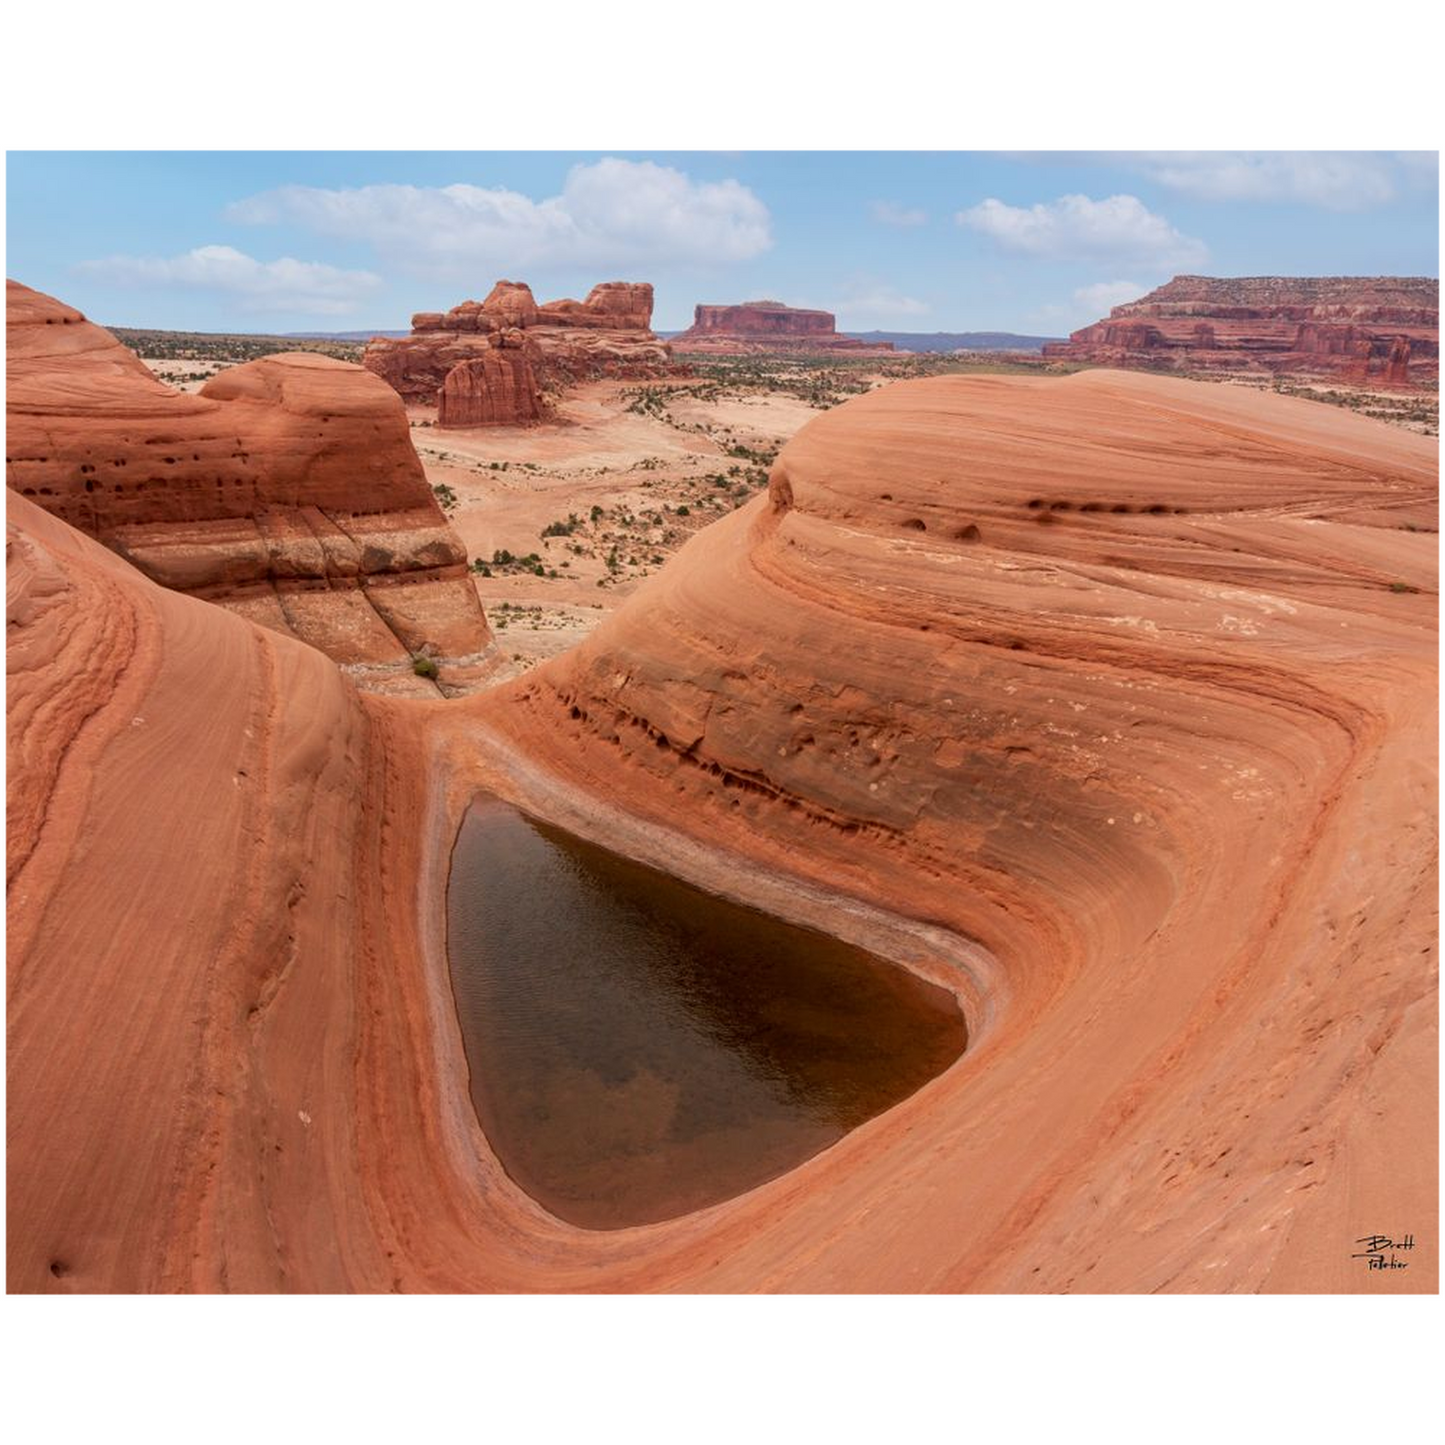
[446,798,966,1229]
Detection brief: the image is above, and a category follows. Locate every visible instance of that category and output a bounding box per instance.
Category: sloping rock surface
[6,280,497,694]
[7,370,1436,1293]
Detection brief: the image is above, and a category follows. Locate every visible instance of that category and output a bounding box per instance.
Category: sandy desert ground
[411,377,818,669]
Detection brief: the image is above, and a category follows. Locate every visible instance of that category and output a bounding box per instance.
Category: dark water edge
[445,797,967,1230]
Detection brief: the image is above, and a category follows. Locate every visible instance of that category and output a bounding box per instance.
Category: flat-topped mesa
[5,279,498,696]
[363,278,678,426]
[671,299,897,355]
[1044,274,1439,388]
[688,301,837,337]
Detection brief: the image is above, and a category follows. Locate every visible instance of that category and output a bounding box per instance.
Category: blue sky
[6,151,1438,336]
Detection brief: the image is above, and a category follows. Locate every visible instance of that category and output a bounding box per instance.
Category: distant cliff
[671,300,895,354]
[1045,275,1438,388]
[842,330,1063,354]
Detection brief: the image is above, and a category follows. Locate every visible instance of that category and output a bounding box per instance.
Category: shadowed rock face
[5,280,497,695]
[438,346,545,428]
[671,300,897,354]
[1046,274,1439,387]
[363,279,678,421]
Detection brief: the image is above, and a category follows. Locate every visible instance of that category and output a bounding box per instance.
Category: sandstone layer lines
[7,367,1436,1293]
[7,281,496,695]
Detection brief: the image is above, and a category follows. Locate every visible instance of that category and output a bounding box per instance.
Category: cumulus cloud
[870,199,928,227]
[1072,279,1145,315]
[957,193,1207,269]
[831,280,929,326]
[227,159,774,277]
[76,245,382,315]
[1128,151,1404,210]
[1029,280,1150,333]
[1003,151,1435,209]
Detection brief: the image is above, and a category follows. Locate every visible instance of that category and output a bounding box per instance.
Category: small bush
[411,655,439,679]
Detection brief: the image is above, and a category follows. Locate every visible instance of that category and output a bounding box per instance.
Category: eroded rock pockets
[6,279,497,695]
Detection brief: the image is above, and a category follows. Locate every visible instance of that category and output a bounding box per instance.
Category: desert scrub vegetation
[114,328,365,366]
[473,549,553,579]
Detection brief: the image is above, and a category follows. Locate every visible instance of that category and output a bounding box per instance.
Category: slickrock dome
[7,367,1436,1293]
[6,281,497,694]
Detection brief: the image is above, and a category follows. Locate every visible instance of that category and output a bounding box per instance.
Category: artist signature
[1351,1234,1416,1270]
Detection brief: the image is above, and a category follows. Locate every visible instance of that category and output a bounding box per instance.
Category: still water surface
[446,798,966,1229]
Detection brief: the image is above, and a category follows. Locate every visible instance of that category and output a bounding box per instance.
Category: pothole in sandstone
[446,797,967,1230]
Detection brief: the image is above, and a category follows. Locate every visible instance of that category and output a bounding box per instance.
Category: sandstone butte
[363,279,678,428]
[6,366,1437,1294]
[5,281,498,697]
[670,299,897,355]
[1045,274,1439,388]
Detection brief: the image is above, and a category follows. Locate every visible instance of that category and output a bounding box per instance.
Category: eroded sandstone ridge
[670,299,896,354]
[363,279,677,427]
[7,371,1436,1294]
[1045,274,1439,387]
[6,281,497,695]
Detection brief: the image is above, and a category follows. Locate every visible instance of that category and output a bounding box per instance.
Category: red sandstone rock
[539,281,656,331]
[480,280,540,328]
[6,279,498,693]
[1045,274,1438,388]
[671,300,897,355]
[364,278,680,413]
[438,347,544,428]
[4,370,1436,1295]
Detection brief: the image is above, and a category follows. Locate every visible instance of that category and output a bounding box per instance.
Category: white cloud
[76,245,382,315]
[1072,279,1144,315]
[957,193,1207,269]
[870,199,928,227]
[1128,151,1401,209]
[227,159,773,277]
[1029,280,1148,334]
[831,280,929,327]
[1002,151,1436,210]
